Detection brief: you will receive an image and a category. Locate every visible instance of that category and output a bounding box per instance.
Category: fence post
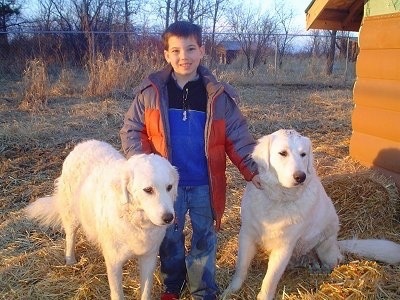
[274,35,278,79]
[344,37,350,83]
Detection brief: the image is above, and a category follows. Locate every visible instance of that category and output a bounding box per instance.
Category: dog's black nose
[162,213,174,224]
[293,171,306,184]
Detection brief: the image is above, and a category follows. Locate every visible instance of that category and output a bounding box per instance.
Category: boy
[120,21,261,300]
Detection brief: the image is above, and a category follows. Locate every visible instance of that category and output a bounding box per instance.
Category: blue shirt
[167,74,209,186]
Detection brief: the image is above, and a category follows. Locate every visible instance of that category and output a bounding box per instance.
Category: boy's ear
[200,45,205,58]
[164,50,170,63]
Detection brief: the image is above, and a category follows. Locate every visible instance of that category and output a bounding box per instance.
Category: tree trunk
[0,30,9,56]
[209,0,220,68]
[173,0,179,22]
[165,0,171,29]
[326,30,337,75]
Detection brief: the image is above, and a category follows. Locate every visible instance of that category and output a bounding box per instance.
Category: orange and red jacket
[120,65,258,229]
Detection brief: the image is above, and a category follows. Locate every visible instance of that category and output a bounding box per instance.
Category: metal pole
[344,37,350,82]
[274,35,278,79]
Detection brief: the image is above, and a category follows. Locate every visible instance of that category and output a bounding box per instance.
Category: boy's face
[164,35,205,81]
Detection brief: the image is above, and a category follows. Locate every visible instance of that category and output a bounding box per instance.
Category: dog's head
[253,129,315,188]
[117,154,178,226]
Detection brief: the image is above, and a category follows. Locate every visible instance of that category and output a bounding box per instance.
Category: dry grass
[216,56,355,87]
[86,51,165,97]
[19,59,49,111]
[1,68,399,299]
[51,69,79,97]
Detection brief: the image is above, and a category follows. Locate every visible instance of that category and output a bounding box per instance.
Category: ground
[1,78,399,299]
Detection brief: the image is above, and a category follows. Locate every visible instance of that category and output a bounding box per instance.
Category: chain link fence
[0,31,358,88]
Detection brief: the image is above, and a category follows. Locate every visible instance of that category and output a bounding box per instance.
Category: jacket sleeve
[120,90,152,158]
[224,93,258,181]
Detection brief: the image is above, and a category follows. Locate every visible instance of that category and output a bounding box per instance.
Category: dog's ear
[252,134,272,171]
[304,136,316,175]
[112,165,132,205]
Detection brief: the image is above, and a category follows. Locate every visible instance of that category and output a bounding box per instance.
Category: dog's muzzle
[293,171,306,184]
[162,212,174,224]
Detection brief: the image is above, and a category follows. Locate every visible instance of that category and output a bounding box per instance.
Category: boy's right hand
[251,175,263,190]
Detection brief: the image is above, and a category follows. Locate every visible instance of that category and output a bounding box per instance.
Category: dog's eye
[166,184,173,192]
[143,187,154,194]
[300,153,306,157]
[279,151,288,157]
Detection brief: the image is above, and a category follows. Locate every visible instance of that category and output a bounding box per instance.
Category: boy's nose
[179,50,188,58]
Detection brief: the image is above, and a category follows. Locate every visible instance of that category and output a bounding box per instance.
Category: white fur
[25,140,179,300]
[223,129,400,300]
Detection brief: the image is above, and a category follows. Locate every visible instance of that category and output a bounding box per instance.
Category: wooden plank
[307,19,360,31]
[353,78,400,111]
[343,0,364,27]
[306,0,363,31]
[357,49,400,80]
[359,13,400,49]
[349,5,400,183]
[352,105,400,141]
[306,0,330,29]
[350,132,400,173]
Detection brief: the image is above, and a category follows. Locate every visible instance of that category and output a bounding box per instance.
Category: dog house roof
[305,0,364,31]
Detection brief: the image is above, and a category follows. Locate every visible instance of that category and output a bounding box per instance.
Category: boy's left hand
[251,175,263,189]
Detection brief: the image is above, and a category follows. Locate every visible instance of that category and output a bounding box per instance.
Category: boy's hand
[251,174,263,189]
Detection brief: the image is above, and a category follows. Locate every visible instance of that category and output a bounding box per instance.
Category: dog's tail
[25,196,62,228]
[338,239,400,264]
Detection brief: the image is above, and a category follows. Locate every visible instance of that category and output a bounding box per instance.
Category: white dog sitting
[223,129,400,300]
[25,140,179,300]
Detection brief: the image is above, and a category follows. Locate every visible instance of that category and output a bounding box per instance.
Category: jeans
[159,185,218,299]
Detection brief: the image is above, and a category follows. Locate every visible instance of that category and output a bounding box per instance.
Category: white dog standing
[25,140,179,300]
[223,129,400,300]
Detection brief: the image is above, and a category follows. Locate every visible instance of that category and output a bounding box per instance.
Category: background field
[1,61,399,299]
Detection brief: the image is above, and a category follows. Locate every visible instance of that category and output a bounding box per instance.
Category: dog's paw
[289,251,321,270]
[221,291,230,300]
[65,256,77,265]
[256,291,272,300]
[221,286,234,300]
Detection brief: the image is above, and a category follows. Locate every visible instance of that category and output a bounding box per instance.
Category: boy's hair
[162,21,202,50]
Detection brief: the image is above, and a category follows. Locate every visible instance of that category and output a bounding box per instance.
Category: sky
[22,0,312,33]
[246,0,311,33]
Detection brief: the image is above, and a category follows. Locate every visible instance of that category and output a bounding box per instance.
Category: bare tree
[228,4,275,70]
[156,0,185,28]
[273,0,296,68]
[305,29,323,57]
[208,0,226,67]
[165,0,171,28]
[335,30,351,59]
[188,0,194,22]
[120,0,143,31]
[186,0,211,24]
[0,0,21,54]
[326,30,336,75]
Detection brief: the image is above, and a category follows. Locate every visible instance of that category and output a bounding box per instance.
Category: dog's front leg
[138,252,157,300]
[222,231,257,299]
[257,244,295,300]
[104,258,124,300]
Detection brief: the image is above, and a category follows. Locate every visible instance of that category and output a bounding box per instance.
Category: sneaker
[161,291,179,300]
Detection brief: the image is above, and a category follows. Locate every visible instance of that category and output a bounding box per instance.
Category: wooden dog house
[216,41,242,64]
[306,0,400,187]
